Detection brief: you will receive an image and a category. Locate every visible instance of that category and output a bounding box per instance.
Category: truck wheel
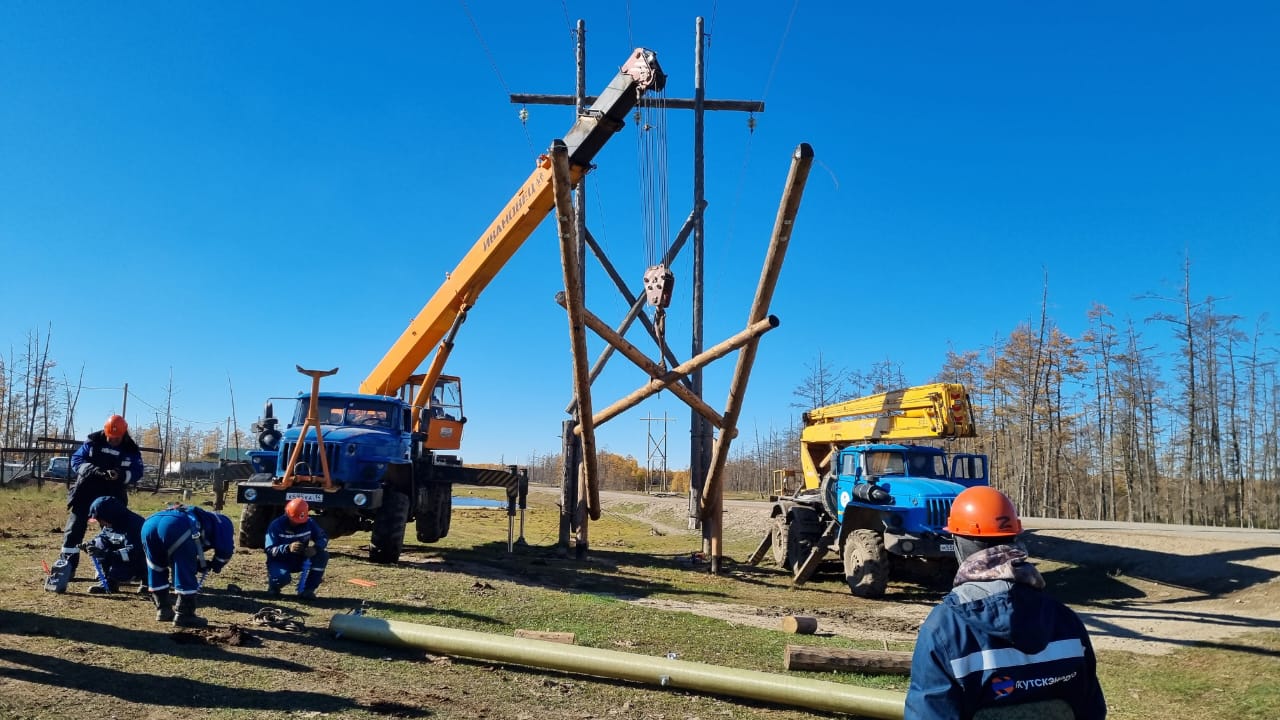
[415,483,453,543]
[769,516,791,569]
[843,529,889,598]
[369,489,409,564]
[238,503,280,550]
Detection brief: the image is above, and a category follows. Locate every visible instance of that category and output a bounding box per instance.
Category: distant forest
[7,266,1278,530]
[715,267,1280,530]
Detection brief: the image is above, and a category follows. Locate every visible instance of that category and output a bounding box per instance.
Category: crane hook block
[643,265,675,309]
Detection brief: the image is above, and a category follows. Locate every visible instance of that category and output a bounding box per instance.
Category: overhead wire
[713,0,799,299]
[458,0,537,159]
[2,364,228,428]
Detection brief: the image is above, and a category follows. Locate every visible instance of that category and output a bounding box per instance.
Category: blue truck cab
[826,443,989,560]
[240,392,412,511]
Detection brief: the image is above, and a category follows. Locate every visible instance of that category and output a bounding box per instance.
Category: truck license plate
[287,492,324,503]
[939,542,955,552]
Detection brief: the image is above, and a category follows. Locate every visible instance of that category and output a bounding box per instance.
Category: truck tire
[843,529,889,598]
[783,506,822,577]
[415,483,453,543]
[369,488,410,564]
[769,516,792,569]
[238,503,280,550]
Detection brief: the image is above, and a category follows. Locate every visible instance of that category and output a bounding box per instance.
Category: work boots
[173,594,208,628]
[152,590,175,622]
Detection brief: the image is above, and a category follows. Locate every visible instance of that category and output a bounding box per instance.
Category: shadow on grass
[0,609,429,716]
[322,540,741,603]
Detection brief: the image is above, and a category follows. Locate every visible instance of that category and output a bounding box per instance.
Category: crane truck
[235,48,667,563]
[753,383,990,597]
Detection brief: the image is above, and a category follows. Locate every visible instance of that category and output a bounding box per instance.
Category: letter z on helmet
[285,498,310,523]
[947,486,1022,537]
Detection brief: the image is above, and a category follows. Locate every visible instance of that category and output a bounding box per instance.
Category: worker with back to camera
[906,486,1106,720]
[80,495,147,594]
[265,498,329,599]
[46,414,144,591]
[141,503,235,627]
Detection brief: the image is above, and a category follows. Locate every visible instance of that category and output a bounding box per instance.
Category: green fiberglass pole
[329,614,905,719]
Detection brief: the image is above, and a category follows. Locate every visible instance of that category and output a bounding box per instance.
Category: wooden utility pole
[512,18,763,553]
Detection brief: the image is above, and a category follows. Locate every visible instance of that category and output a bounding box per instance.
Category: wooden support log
[514,630,576,645]
[784,645,913,675]
[746,529,772,566]
[779,616,818,635]
[791,520,839,586]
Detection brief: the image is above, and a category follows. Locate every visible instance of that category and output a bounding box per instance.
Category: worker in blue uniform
[80,495,147,593]
[907,486,1106,720]
[264,498,329,599]
[141,504,235,627]
[47,414,143,590]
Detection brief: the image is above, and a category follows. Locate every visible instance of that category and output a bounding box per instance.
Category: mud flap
[44,558,72,593]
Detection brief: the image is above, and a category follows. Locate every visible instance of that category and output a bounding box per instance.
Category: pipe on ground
[329,614,905,719]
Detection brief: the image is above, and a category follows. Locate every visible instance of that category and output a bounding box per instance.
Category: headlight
[353,493,368,507]
[244,488,258,501]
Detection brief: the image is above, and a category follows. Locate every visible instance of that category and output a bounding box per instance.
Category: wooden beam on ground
[784,645,913,676]
[780,616,818,635]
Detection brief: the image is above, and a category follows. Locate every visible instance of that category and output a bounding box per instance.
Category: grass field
[1,483,1277,719]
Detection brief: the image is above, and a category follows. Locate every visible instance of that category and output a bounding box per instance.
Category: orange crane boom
[359,49,665,407]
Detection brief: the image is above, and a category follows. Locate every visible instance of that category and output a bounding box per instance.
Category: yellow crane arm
[359,48,666,398]
[798,382,977,489]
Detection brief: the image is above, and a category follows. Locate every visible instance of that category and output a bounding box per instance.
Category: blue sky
[3,2,1277,468]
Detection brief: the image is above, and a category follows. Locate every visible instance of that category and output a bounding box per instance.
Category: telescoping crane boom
[798,382,976,489]
[360,48,666,432]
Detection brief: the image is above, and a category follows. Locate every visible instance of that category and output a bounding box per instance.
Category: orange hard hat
[947,486,1023,538]
[285,497,310,523]
[104,415,128,440]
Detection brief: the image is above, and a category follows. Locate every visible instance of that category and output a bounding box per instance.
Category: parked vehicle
[751,383,990,597]
[46,456,73,480]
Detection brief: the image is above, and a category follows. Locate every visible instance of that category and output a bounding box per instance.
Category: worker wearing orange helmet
[264,497,329,599]
[46,414,145,591]
[906,486,1106,720]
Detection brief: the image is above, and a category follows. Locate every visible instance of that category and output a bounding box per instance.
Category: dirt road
[584,487,1280,655]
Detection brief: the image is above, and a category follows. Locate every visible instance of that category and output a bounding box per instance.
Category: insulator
[519,107,529,124]
[747,114,756,133]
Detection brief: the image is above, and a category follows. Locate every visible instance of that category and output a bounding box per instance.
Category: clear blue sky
[3,2,1277,467]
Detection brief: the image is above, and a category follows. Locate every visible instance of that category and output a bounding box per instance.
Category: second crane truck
[755,383,990,597]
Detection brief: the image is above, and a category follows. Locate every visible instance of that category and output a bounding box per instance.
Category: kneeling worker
[907,486,1106,720]
[80,495,147,593]
[141,503,235,627]
[265,498,328,599]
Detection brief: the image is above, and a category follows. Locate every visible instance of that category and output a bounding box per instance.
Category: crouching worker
[79,496,146,594]
[265,498,328,599]
[141,504,235,627]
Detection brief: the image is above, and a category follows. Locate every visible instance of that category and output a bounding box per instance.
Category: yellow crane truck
[752,383,990,597]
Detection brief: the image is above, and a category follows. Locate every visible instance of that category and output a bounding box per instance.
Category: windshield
[865,451,906,476]
[294,398,397,429]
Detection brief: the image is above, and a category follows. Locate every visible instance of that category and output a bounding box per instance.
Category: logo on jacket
[990,675,1015,698]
